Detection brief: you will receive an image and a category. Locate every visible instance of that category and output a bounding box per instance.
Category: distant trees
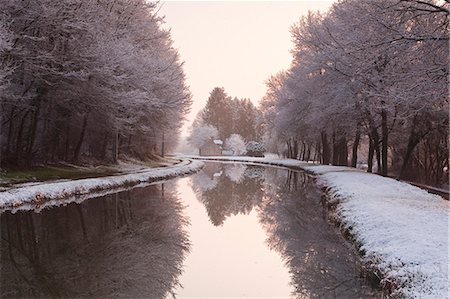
[188,87,262,155]
[187,122,218,150]
[201,87,233,140]
[260,0,448,186]
[199,87,261,141]
[0,0,191,167]
[188,86,262,153]
[246,141,265,157]
[230,97,260,141]
[224,134,246,155]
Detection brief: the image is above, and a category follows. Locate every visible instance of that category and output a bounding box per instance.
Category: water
[1,162,382,298]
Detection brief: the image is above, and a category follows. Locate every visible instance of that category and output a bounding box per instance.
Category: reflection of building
[199,139,223,156]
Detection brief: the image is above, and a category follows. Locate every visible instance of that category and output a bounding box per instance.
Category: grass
[0,166,120,187]
[0,155,181,188]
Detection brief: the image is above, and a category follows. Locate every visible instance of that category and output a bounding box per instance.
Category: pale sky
[159,1,335,136]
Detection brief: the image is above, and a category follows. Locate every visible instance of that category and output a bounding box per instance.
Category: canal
[1,162,382,298]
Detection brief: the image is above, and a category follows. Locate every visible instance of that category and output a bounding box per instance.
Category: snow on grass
[313,170,449,298]
[0,159,204,210]
[180,155,449,298]
[178,154,311,169]
[302,164,363,174]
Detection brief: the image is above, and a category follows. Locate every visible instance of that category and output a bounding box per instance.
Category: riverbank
[0,159,204,211]
[0,156,180,189]
[182,155,449,298]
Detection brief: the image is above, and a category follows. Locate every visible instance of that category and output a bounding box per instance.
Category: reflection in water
[261,169,381,298]
[2,162,382,298]
[191,163,382,298]
[1,184,189,298]
[191,163,265,226]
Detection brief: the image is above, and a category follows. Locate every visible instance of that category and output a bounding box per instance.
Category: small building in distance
[199,139,223,156]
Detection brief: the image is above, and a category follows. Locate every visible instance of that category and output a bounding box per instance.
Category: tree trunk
[293,139,299,159]
[313,143,318,163]
[399,124,420,179]
[381,108,388,176]
[321,132,330,165]
[64,120,71,161]
[25,102,42,166]
[14,111,30,166]
[351,128,361,168]
[286,140,291,158]
[301,141,306,161]
[73,114,89,161]
[101,132,109,159]
[306,144,311,162]
[367,135,374,173]
[127,134,132,154]
[338,137,348,166]
[332,132,338,165]
[161,131,165,157]
[371,128,382,174]
[5,108,16,159]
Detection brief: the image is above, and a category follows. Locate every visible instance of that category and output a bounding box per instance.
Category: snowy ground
[0,159,204,211]
[182,155,449,298]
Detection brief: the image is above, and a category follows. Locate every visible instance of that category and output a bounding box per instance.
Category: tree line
[188,87,262,152]
[0,0,191,168]
[260,0,448,186]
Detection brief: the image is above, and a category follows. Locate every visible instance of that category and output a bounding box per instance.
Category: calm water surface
[1,162,382,298]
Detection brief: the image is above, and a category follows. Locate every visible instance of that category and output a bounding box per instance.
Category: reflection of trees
[1,185,190,298]
[224,164,245,183]
[259,170,381,298]
[192,163,264,226]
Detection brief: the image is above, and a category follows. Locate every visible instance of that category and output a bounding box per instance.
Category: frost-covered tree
[224,134,246,155]
[0,18,12,93]
[246,141,265,157]
[0,0,191,166]
[260,0,448,185]
[187,121,219,150]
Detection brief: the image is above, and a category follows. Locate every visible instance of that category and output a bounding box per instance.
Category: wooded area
[260,0,448,186]
[0,0,191,168]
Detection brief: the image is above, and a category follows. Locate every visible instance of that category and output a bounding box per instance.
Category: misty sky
[159,1,335,136]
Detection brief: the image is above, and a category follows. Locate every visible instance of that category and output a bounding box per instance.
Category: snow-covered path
[182,155,449,298]
[0,159,204,210]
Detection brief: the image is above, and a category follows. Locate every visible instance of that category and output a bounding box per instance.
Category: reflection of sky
[173,178,292,298]
[176,164,380,298]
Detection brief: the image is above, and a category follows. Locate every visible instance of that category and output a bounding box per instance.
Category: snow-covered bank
[0,159,204,210]
[183,155,449,298]
[311,168,449,298]
[178,154,310,169]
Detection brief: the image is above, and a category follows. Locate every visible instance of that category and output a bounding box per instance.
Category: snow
[178,154,310,169]
[213,139,223,145]
[315,170,449,298]
[302,165,363,175]
[0,159,204,210]
[180,154,449,298]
